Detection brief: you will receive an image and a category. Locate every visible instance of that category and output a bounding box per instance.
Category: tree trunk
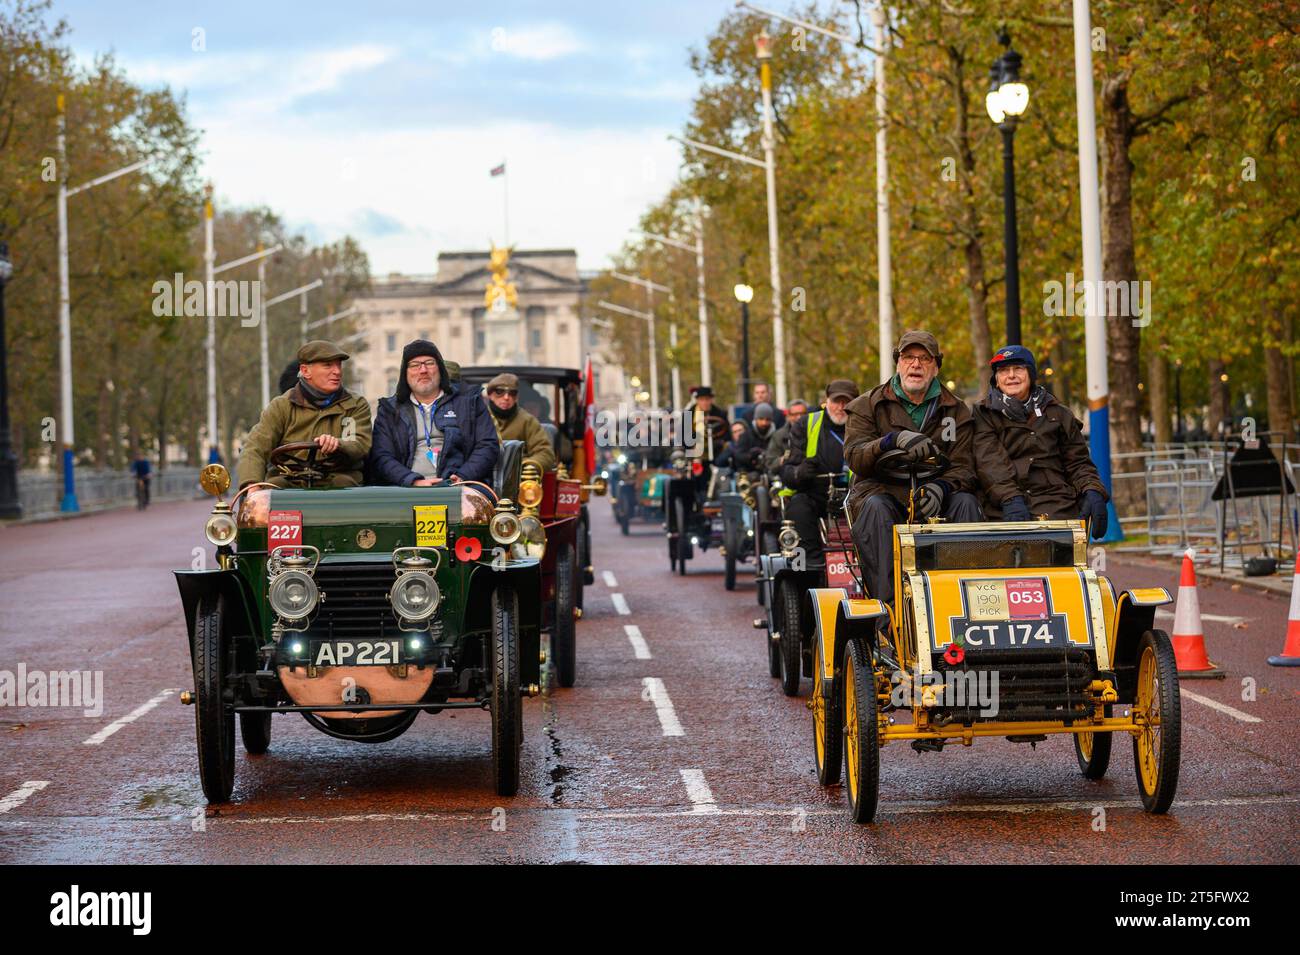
[1265,342,1292,442]
[1148,349,1170,446]
[950,44,993,396]
[1208,359,1229,437]
[1100,69,1145,516]
[95,376,111,468]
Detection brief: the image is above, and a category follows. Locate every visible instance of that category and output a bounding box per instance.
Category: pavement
[1,497,1297,863]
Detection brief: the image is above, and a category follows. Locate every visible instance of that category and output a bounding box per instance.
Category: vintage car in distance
[174,445,542,803]
[457,365,606,686]
[610,448,674,535]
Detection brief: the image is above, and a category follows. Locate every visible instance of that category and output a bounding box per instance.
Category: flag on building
[490,162,505,177]
[583,355,597,477]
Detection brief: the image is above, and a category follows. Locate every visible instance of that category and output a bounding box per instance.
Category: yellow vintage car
[807,449,1181,823]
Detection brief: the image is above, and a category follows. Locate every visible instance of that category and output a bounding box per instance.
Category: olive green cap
[297,339,350,363]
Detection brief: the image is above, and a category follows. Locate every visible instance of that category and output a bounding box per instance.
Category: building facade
[348,249,625,411]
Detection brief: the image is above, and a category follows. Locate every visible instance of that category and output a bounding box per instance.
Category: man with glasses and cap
[484,371,557,473]
[236,339,373,489]
[844,330,983,603]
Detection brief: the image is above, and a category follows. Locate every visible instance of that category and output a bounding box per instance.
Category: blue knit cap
[989,344,1037,389]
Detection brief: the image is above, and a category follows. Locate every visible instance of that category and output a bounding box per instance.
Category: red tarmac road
[1,498,1297,863]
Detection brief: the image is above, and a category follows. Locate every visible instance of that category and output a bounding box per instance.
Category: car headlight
[205,511,237,546]
[778,525,800,553]
[490,511,521,545]
[268,569,319,621]
[518,479,543,509]
[390,572,440,622]
[520,514,546,559]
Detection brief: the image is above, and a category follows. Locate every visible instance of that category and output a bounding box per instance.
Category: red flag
[582,355,596,476]
[490,163,505,177]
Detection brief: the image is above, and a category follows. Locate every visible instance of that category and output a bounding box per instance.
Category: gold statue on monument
[484,243,518,310]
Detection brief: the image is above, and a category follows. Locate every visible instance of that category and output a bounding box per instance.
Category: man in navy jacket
[367,340,499,486]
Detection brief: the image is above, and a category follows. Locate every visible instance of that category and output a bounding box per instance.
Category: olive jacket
[971,390,1107,518]
[236,384,373,487]
[843,379,977,509]
[490,404,557,473]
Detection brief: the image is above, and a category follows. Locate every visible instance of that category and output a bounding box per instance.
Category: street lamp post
[0,239,19,519]
[610,272,674,408]
[637,204,712,389]
[598,300,658,409]
[258,278,324,407]
[734,282,754,404]
[986,30,1030,347]
[753,32,787,409]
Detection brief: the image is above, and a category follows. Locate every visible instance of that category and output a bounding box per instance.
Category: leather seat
[495,439,524,501]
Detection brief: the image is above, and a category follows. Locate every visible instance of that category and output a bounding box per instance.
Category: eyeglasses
[408,360,439,371]
[490,388,518,397]
[899,353,936,367]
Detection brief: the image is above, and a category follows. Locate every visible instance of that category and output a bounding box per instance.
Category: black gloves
[796,458,820,485]
[889,429,937,463]
[1002,495,1032,522]
[914,481,948,520]
[1080,490,1108,539]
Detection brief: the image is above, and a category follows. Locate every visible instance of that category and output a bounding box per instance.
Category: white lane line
[611,592,631,616]
[0,781,50,815]
[625,624,652,660]
[82,688,178,746]
[1155,608,1247,625]
[602,570,619,588]
[641,677,684,737]
[679,769,720,814]
[1180,688,1263,723]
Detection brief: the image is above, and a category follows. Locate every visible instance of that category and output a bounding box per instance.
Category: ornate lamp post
[986,30,1030,346]
[0,238,20,519]
[734,282,754,405]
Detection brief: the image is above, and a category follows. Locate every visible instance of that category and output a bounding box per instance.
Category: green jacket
[236,384,373,487]
[491,405,557,473]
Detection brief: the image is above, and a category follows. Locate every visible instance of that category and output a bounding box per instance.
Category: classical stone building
[347,249,625,411]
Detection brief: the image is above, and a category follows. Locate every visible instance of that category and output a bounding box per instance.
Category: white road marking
[602,571,619,588]
[641,677,684,737]
[1180,688,1263,723]
[679,769,720,814]
[625,624,652,660]
[212,794,1300,826]
[611,593,631,616]
[1155,609,1247,625]
[82,688,178,746]
[0,781,49,815]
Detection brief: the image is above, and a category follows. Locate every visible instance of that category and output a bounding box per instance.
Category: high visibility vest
[778,410,850,496]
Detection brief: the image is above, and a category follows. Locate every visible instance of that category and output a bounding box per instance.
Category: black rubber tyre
[193,595,235,803]
[552,543,577,688]
[723,514,738,591]
[1073,704,1113,779]
[778,577,803,697]
[575,518,588,611]
[618,487,633,535]
[758,529,779,607]
[491,584,522,797]
[843,637,881,824]
[811,631,841,785]
[1133,629,1181,814]
[239,711,272,755]
[674,497,689,576]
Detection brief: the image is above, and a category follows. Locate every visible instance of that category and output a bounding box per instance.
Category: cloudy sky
[53,0,740,275]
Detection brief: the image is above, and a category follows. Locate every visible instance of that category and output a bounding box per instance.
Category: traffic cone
[1171,550,1224,678]
[1267,550,1300,667]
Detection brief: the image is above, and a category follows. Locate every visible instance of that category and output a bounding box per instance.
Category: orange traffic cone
[1171,550,1225,678]
[1268,550,1300,667]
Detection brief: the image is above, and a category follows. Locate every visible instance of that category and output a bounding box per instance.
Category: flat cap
[487,372,519,391]
[825,379,860,401]
[297,340,350,363]
[893,329,942,362]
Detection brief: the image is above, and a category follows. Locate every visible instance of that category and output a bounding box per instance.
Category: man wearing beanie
[236,340,372,489]
[367,339,499,487]
[844,330,983,603]
[484,372,557,473]
[973,344,1109,537]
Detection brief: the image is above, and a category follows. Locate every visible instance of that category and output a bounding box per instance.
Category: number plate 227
[413,505,448,547]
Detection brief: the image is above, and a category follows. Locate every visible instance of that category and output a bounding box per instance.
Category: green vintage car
[174,441,542,803]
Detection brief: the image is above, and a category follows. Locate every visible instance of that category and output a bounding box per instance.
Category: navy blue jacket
[366,341,499,486]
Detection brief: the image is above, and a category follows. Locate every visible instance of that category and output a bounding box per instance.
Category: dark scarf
[297,376,345,409]
[987,384,1048,423]
[489,401,518,421]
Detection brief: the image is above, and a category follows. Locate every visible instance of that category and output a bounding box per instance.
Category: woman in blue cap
[972,345,1109,538]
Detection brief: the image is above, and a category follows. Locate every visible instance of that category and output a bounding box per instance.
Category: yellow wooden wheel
[1072,703,1112,779]
[1132,630,1181,813]
[842,637,880,824]
[812,634,841,785]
